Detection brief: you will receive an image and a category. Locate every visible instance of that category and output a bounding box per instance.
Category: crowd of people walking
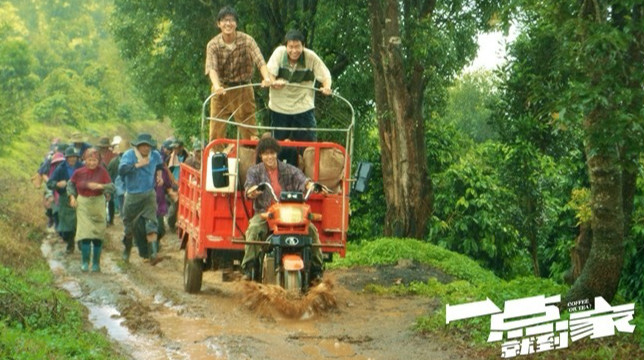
[35,132,203,272]
[32,4,334,278]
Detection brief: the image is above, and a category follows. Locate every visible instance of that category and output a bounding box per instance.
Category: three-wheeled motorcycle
[177,83,371,294]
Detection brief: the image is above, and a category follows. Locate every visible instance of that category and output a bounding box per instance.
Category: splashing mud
[239,277,337,319]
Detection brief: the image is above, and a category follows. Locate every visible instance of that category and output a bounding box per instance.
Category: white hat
[111,135,122,146]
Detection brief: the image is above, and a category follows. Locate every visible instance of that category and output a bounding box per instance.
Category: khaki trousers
[209,86,258,142]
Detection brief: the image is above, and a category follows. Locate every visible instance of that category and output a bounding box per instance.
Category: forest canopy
[1,0,642,310]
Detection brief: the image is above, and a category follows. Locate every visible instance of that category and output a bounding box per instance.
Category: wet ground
[41,224,471,360]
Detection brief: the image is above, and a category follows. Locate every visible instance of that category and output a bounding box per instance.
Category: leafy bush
[430,142,530,279]
[347,127,386,241]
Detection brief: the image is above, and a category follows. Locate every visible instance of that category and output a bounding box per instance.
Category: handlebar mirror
[351,161,373,196]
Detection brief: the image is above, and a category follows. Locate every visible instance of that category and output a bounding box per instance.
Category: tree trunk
[564,0,643,305]
[565,110,624,303]
[367,0,433,239]
[566,222,592,284]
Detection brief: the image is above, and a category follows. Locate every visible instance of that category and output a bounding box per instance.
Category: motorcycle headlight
[278,206,304,224]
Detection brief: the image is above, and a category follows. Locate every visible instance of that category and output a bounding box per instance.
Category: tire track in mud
[41,225,469,360]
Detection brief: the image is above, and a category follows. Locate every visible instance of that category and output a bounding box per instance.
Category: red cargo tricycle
[177,83,370,294]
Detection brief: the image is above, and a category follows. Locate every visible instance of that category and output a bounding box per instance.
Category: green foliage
[496,0,643,302]
[0,268,122,360]
[0,0,152,151]
[0,267,70,329]
[499,140,580,279]
[347,127,385,241]
[430,142,530,278]
[0,3,36,151]
[332,238,498,286]
[567,188,591,225]
[619,163,644,307]
[425,116,470,177]
[444,70,499,143]
[33,68,103,126]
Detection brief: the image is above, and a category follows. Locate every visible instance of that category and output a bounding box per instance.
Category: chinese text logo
[446,295,635,358]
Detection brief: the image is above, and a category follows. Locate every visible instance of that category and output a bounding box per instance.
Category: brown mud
[41,222,471,360]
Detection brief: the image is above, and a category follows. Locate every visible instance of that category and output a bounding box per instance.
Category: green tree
[431,142,530,278]
[0,2,37,150]
[33,68,103,126]
[490,14,589,281]
[4,0,153,131]
[367,0,507,238]
[500,0,644,302]
[445,70,498,143]
[110,1,373,142]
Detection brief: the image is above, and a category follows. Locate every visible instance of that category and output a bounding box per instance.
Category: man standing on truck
[205,6,272,143]
[266,29,332,144]
[241,136,324,282]
[118,133,164,265]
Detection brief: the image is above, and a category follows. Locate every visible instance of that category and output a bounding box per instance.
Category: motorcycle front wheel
[284,270,302,294]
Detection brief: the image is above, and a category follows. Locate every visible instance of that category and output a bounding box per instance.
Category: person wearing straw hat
[111,135,123,155]
[118,133,164,264]
[69,132,91,159]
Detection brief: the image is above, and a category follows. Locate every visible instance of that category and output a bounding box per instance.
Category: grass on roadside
[0,120,172,360]
[331,237,644,359]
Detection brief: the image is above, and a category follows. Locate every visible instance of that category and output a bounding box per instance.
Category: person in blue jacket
[118,133,164,264]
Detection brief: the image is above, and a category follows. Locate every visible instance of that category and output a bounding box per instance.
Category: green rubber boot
[91,241,102,272]
[149,241,161,265]
[122,235,132,263]
[80,241,91,272]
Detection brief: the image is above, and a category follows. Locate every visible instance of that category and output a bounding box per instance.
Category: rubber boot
[241,262,253,281]
[65,233,75,254]
[149,241,160,265]
[91,241,102,272]
[241,258,258,281]
[80,241,91,272]
[122,235,132,263]
[310,265,324,286]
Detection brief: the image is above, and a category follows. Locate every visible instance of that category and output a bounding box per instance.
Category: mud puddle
[40,223,469,360]
[40,233,207,359]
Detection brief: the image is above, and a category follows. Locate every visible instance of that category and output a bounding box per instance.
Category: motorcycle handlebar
[248,181,330,202]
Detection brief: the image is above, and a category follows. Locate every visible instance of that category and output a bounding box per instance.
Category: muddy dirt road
[41,224,469,360]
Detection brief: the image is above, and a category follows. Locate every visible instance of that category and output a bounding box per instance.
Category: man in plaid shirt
[240,136,324,282]
[205,6,272,143]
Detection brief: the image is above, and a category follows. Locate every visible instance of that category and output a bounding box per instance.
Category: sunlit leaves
[0,6,36,150]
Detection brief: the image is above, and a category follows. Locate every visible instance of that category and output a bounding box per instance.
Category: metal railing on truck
[178,83,355,258]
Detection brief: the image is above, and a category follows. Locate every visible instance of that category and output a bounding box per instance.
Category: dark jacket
[244,161,309,213]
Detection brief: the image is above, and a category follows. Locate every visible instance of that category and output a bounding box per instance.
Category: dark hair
[217,6,238,23]
[284,29,305,44]
[256,137,280,159]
